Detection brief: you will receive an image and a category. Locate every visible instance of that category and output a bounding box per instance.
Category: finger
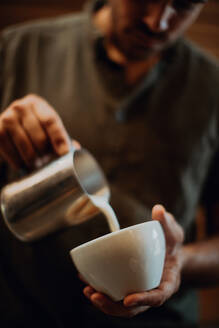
[151,204,166,221]
[79,273,89,284]
[126,289,167,308]
[13,103,49,154]
[164,212,184,245]
[89,292,133,317]
[83,286,96,298]
[124,285,171,308]
[123,295,151,311]
[0,121,23,169]
[152,204,184,252]
[90,292,148,318]
[31,99,70,156]
[83,287,149,318]
[72,139,81,150]
[1,109,37,168]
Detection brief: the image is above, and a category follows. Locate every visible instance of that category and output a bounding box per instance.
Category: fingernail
[34,158,43,169]
[124,298,138,307]
[72,140,81,150]
[154,204,165,212]
[83,288,93,299]
[41,154,52,165]
[58,143,69,155]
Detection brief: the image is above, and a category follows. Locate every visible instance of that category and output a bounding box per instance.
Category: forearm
[181,235,219,287]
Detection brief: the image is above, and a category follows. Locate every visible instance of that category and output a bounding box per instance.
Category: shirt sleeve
[200,148,219,234]
[200,66,219,234]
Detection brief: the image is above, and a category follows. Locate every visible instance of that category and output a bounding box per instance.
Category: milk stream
[90,196,120,232]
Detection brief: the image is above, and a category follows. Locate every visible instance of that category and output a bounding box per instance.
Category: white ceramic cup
[70,220,166,301]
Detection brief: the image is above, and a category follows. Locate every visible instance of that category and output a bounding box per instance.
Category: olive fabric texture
[0,1,219,327]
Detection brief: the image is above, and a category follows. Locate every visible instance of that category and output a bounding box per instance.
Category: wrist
[181,244,189,267]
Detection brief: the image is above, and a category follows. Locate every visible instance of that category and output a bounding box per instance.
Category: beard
[110,33,157,61]
[108,21,169,61]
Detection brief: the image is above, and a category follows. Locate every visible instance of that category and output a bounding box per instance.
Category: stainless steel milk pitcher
[0,148,110,242]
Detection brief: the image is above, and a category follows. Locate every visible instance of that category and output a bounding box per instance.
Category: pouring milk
[90,196,120,232]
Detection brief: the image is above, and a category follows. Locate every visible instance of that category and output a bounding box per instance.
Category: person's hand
[83,204,184,318]
[0,94,79,170]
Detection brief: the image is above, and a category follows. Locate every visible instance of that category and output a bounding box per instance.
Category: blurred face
[106,0,207,60]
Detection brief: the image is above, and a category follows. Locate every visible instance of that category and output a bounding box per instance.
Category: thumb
[151,204,184,254]
[151,204,166,221]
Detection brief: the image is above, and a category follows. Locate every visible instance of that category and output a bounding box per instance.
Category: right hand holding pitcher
[0,94,75,170]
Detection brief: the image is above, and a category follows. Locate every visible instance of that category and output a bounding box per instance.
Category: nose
[142,2,176,33]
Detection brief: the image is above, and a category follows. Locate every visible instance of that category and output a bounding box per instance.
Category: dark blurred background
[0,0,219,327]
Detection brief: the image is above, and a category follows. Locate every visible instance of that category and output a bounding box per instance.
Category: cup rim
[70,220,163,254]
